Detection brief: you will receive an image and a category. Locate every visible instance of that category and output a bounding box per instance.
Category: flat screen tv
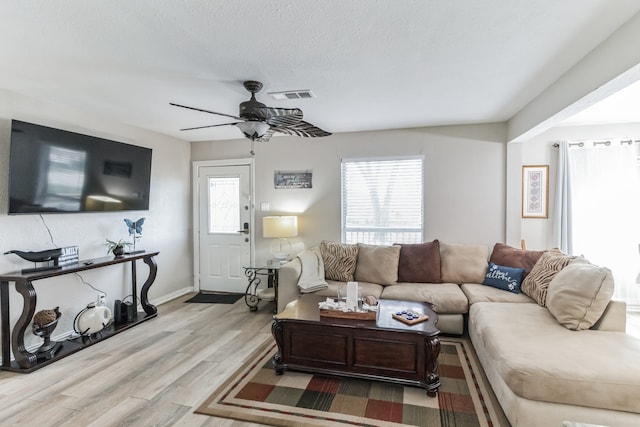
[8,120,152,214]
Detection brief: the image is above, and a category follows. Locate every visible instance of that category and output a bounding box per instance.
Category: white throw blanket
[296,247,328,293]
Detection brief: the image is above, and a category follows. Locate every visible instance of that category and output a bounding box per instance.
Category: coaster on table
[392,309,429,325]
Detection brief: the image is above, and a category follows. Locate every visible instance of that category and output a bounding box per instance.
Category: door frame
[192,158,255,292]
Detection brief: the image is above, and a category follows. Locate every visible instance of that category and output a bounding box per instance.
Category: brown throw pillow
[354,243,401,285]
[489,243,545,278]
[521,248,576,306]
[320,241,359,282]
[395,240,442,283]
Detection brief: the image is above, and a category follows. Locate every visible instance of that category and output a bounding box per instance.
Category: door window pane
[208,176,240,233]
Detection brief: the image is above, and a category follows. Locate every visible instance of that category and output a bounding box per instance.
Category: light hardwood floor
[0,293,274,426]
[1,295,638,426]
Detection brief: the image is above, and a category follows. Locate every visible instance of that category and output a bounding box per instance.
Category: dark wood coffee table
[271,294,441,396]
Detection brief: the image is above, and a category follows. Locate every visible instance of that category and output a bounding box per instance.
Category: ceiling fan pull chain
[250,140,255,156]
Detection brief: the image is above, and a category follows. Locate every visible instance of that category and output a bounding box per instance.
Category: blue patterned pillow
[483,262,525,293]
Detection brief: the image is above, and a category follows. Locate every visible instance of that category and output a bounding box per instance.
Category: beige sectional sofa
[277,240,640,427]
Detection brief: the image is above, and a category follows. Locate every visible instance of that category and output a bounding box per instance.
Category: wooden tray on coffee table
[319,308,377,320]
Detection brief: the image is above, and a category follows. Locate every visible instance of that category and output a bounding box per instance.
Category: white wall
[508,12,640,142]
[0,90,193,351]
[516,122,640,249]
[192,123,507,265]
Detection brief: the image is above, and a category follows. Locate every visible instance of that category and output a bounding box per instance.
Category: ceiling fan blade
[180,122,240,131]
[170,102,242,120]
[273,121,332,138]
[252,107,303,127]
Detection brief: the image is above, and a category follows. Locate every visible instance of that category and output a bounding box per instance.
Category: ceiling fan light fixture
[236,121,270,141]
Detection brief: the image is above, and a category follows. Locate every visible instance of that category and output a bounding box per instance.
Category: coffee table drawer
[353,336,421,375]
[288,327,348,366]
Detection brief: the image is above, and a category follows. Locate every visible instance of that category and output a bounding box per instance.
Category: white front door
[196,162,253,293]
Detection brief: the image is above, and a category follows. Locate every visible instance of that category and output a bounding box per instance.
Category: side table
[243,266,279,312]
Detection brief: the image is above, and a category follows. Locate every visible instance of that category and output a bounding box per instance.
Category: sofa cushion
[381,282,468,314]
[320,241,359,282]
[354,243,401,285]
[469,302,640,414]
[489,243,545,278]
[461,283,535,304]
[546,262,615,330]
[440,242,488,284]
[395,240,442,283]
[521,248,576,306]
[482,262,524,293]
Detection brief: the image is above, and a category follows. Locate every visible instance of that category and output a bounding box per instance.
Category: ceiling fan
[170,80,331,143]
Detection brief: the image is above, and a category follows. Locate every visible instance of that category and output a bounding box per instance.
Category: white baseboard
[151,286,195,305]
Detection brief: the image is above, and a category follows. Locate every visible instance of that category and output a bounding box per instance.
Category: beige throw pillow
[320,241,359,282]
[546,262,614,330]
[354,243,401,285]
[521,248,576,306]
[439,242,489,284]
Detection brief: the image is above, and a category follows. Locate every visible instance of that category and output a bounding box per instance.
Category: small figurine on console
[124,217,145,254]
[32,307,62,361]
[4,248,63,273]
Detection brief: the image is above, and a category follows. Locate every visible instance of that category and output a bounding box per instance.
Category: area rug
[195,337,506,427]
[184,292,244,304]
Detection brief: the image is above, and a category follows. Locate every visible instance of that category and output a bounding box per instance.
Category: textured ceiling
[1,0,640,142]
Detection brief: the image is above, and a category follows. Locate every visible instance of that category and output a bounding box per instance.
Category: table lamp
[263,216,298,263]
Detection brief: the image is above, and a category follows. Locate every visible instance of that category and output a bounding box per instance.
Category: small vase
[113,246,125,257]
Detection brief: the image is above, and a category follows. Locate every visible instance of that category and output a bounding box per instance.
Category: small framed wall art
[522,165,549,218]
[274,170,312,189]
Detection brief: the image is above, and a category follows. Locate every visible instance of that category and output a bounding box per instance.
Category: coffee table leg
[425,336,441,397]
[271,319,284,375]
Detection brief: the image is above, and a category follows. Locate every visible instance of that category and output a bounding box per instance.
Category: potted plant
[105,239,132,257]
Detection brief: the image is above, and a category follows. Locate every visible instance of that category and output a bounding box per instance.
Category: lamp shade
[263,216,298,238]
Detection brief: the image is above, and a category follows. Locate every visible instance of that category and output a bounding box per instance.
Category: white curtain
[553,141,572,254]
[568,140,640,307]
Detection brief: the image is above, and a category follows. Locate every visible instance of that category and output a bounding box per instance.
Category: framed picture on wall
[522,165,549,218]
[274,171,312,189]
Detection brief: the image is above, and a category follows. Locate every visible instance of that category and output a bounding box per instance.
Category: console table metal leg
[13,281,37,369]
[1,281,10,367]
[140,256,158,315]
[244,269,261,311]
[131,259,138,312]
[269,271,279,314]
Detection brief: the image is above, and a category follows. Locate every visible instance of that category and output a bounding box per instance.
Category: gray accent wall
[192,123,507,266]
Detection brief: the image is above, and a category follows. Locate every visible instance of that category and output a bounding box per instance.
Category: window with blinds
[341,157,424,245]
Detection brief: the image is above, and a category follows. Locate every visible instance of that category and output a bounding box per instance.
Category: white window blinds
[341,157,424,245]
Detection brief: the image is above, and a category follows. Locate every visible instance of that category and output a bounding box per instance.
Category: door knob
[237,222,250,234]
